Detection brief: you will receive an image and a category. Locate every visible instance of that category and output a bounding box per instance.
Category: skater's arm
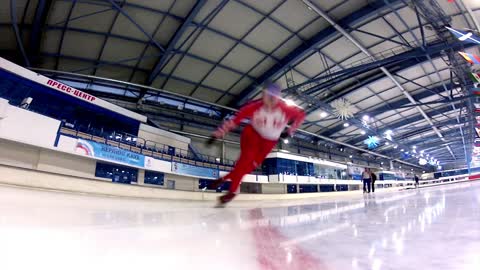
[285,105,305,136]
[231,100,262,125]
[213,100,262,138]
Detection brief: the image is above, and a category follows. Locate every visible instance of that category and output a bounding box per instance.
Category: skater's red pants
[224,125,277,193]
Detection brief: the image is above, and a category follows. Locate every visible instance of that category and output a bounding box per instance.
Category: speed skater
[208,82,305,206]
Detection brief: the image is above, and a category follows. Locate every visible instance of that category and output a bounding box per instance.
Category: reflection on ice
[0,182,477,270]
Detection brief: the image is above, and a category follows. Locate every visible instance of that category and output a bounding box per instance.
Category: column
[137,169,145,185]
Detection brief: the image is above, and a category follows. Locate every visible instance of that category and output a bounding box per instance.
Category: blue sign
[351,174,362,180]
[76,139,145,167]
[172,162,219,179]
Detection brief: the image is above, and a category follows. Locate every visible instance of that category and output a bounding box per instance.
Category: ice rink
[0,182,479,270]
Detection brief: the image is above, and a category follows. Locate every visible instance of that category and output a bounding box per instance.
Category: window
[314,165,347,179]
[379,172,396,180]
[145,171,164,186]
[262,158,315,176]
[287,184,297,193]
[262,157,348,179]
[319,184,335,192]
[336,184,348,191]
[95,162,138,184]
[299,184,318,193]
[199,179,230,192]
[261,158,277,175]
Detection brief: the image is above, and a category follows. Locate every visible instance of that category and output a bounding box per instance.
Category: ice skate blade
[214,202,227,208]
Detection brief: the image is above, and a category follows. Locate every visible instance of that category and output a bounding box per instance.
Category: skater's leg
[224,125,262,193]
[254,138,278,167]
[208,177,225,189]
[367,179,371,193]
[218,129,276,205]
[226,131,277,193]
[371,181,375,192]
[363,180,367,193]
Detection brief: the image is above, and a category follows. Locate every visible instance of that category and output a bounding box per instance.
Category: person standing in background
[362,168,372,193]
[370,171,377,193]
[414,174,419,188]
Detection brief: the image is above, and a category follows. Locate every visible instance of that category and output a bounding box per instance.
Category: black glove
[206,136,217,146]
[280,130,290,139]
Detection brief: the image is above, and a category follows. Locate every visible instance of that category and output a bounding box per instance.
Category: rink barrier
[0,135,476,199]
[0,164,477,202]
[411,175,476,189]
[0,164,408,201]
[0,135,408,193]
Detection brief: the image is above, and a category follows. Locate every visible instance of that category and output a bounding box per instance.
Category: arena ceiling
[2,0,480,168]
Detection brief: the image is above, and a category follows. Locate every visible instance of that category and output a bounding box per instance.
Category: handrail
[59,125,239,170]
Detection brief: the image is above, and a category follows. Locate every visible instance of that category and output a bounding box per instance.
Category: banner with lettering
[75,139,145,167]
[171,162,219,179]
[0,57,147,122]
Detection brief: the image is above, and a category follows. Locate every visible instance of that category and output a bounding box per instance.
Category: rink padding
[400,178,478,191]
[0,164,405,201]
[1,164,477,202]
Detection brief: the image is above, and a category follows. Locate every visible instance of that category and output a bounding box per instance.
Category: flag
[470,73,480,83]
[459,52,480,64]
[446,26,480,44]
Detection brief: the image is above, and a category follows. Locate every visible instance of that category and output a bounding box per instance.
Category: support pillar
[221,140,226,162]
[137,169,145,185]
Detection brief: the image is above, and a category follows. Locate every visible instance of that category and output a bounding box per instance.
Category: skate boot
[208,177,225,190]
[215,192,236,208]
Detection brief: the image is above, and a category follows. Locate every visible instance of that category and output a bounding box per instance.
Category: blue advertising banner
[75,139,145,167]
[348,165,363,180]
[172,162,219,179]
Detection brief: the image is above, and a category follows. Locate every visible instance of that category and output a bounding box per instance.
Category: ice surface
[0,182,479,270]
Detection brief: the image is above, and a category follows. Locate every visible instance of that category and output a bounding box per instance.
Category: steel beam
[322,41,476,103]
[106,0,165,52]
[158,0,229,90]
[147,0,207,84]
[303,0,456,159]
[345,105,459,146]
[187,0,287,97]
[232,0,402,107]
[10,0,30,66]
[28,0,53,65]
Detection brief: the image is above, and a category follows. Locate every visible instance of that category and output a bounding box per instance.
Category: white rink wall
[0,136,424,201]
[0,164,410,201]
[0,103,60,148]
[2,160,467,202]
[0,132,471,201]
